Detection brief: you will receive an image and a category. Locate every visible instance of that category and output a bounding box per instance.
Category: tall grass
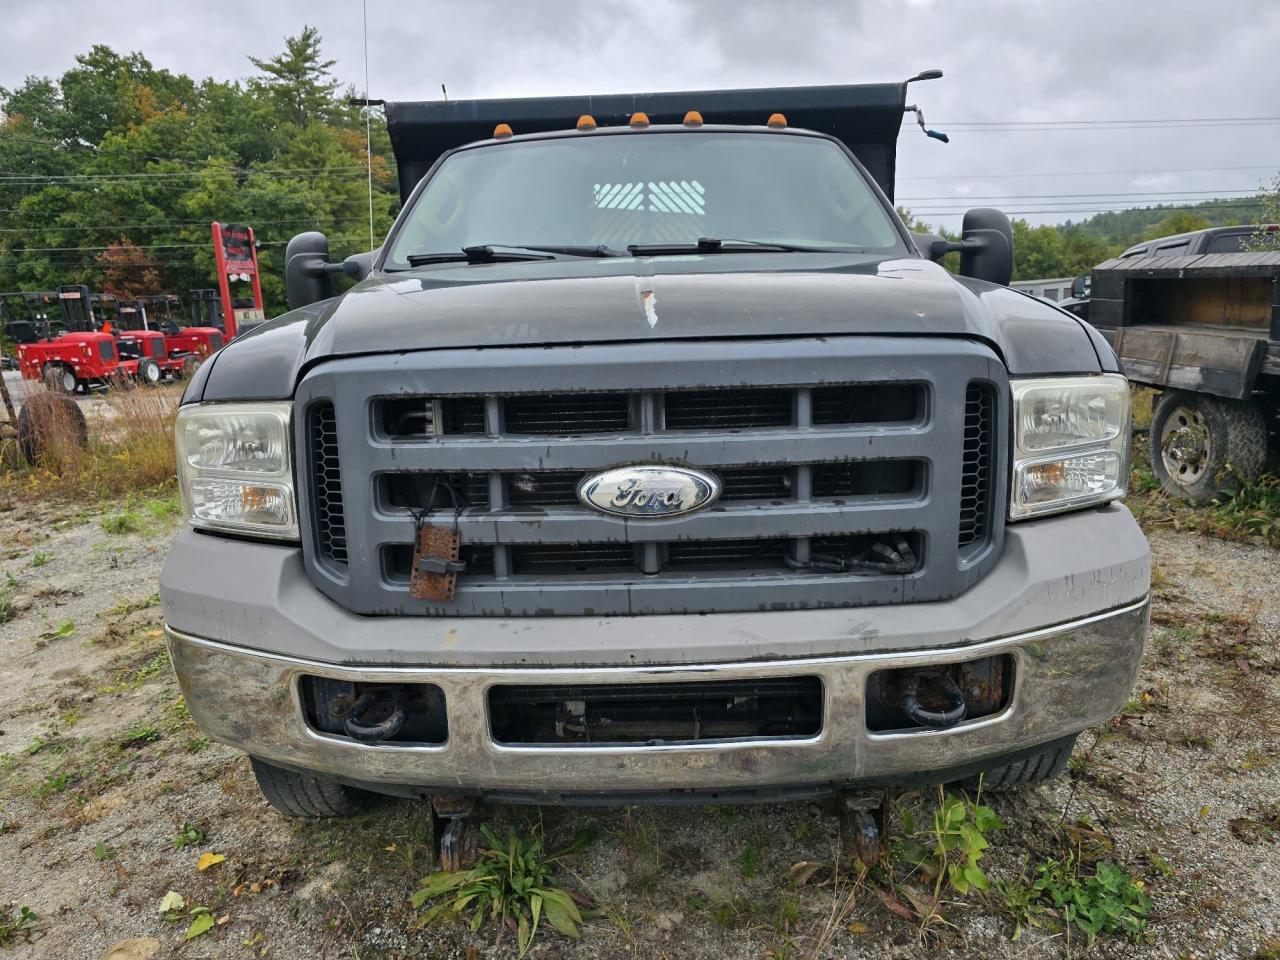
[1,385,179,502]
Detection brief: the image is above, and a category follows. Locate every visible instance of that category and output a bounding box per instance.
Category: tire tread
[249,756,368,818]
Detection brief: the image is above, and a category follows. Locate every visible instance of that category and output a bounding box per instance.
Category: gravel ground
[1,499,1278,959]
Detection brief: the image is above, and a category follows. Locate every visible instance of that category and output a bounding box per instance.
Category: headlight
[175,402,298,539]
[1010,374,1130,519]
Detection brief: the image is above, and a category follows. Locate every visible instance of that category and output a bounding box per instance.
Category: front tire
[249,757,371,818]
[1150,390,1267,504]
[43,364,77,395]
[954,734,1076,792]
[136,357,162,387]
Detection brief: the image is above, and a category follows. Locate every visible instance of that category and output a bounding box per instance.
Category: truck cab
[161,79,1150,845]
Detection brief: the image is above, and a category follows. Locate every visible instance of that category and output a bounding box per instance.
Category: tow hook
[834,793,887,868]
[899,669,967,730]
[432,796,480,872]
[343,687,408,742]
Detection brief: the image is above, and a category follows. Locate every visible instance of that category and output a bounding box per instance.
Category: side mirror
[912,231,948,261]
[958,208,1013,286]
[285,232,336,310]
[1070,275,1089,299]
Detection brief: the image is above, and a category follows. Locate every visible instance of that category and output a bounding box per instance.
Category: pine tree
[248,26,340,127]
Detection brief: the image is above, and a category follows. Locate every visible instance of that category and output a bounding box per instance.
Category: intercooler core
[488,677,823,746]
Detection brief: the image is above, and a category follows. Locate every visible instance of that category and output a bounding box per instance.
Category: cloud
[3,0,1279,230]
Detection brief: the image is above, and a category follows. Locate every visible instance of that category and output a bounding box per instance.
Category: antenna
[362,0,375,251]
[441,83,449,101]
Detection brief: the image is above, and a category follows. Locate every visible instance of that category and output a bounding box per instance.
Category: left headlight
[175,401,298,539]
[1010,374,1131,519]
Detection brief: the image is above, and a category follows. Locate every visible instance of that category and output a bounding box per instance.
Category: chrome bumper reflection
[166,598,1149,795]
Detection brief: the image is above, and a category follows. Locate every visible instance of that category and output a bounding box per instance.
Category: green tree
[247,26,339,127]
[1141,211,1211,241]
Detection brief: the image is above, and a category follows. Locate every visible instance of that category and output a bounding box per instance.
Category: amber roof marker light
[576,114,597,131]
[767,113,787,129]
[629,112,650,129]
[493,123,513,139]
[683,110,704,127]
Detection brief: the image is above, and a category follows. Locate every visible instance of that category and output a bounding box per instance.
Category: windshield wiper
[404,243,620,266]
[405,245,555,266]
[627,237,842,256]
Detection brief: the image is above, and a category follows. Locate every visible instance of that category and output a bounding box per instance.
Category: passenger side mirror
[1070,275,1088,299]
[957,208,1013,286]
[922,210,1014,286]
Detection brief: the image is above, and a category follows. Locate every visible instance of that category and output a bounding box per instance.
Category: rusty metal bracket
[431,796,480,872]
[832,792,888,868]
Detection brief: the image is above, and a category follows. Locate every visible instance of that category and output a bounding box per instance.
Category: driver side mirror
[1070,275,1089,299]
[928,208,1015,286]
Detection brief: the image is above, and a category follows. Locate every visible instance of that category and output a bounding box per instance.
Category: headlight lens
[175,402,298,539]
[1010,375,1130,519]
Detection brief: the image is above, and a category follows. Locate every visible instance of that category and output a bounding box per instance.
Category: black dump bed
[384,82,909,204]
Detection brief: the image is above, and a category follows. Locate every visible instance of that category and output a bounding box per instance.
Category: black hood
[190,254,1111,403]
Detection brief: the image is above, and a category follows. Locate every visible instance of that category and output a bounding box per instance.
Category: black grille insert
[812,460,921,499]
[309,402,347,565]
[959,382,995,550]
[379,396,486,437]
[489,677,823,745]
[504,393,631,434]
[664,388,793,429]
[811,383,922,424]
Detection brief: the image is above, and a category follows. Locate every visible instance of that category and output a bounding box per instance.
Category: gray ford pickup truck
[161,76,1150,864]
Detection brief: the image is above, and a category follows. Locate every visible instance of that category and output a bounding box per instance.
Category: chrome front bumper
[167,597,1148,799]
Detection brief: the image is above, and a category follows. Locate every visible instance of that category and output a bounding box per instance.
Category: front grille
[309,401,347,565]
[489,677,823,745]
[298,338,1007,616]
[959,382,995,551]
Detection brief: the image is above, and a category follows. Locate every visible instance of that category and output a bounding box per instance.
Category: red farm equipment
[9,285,121,394]
[113,299,177,385]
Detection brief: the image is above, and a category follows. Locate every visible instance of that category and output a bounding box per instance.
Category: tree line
[0,28,398,315]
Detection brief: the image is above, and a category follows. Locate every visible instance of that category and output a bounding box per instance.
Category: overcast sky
[3,0,1279,231]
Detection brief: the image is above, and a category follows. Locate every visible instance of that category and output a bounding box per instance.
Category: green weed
[895,789,1005,902]
[412,824,593,957]
[0,906,37,946]
[998,853,1152,944]
[29,551,52,567]
[173,821,206,850]
[102,510,145,535]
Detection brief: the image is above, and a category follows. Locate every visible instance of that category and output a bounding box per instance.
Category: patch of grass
[0,905,38,946]
[0,572,19,624]
[104,591,161,618]
[997,853,1152,945]
[102,510,145,535]
[412,824,594,958]
[29,551,52,567]
[117,724,161,748]
[0,384,180,503]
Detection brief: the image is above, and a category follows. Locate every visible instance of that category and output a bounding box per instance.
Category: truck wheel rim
[1160,405,1211,485]
[62,370,76,392]
[146,364,160,383]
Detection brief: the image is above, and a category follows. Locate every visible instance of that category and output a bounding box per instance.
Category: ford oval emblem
[578,465,721,518]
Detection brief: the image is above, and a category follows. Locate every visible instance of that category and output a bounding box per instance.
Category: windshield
[385,132,905,268]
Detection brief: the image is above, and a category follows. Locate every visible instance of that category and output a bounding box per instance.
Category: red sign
[210,222,265,340]
[216,223,257,275]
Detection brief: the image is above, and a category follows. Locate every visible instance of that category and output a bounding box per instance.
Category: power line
[939,115,1280,126]
[0,166,367,183]
[899,188,1264,203]
[0,215,374,234]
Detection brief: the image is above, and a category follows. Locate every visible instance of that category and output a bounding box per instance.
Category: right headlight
[1009,374,1131,519]
[175,401,299,539]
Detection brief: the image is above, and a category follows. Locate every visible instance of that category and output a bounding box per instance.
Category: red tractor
[8,285,121,394]
[142,292,225,367]
[113,299,180,385]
